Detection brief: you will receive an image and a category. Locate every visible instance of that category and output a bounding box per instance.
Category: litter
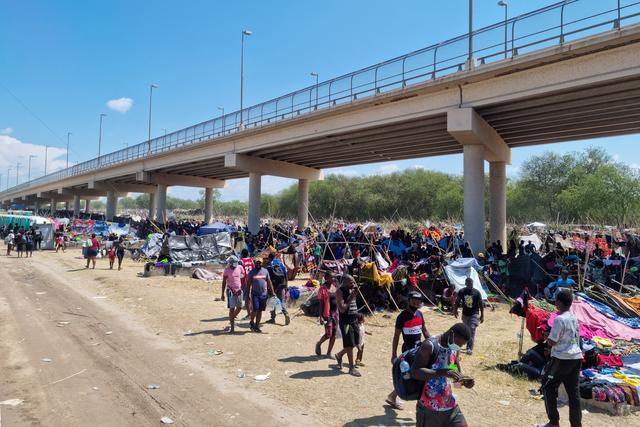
[254,372,271,381]
[35,292,46,295]
[105,331,113,335]
[498,400,510,406]
[92,387,99,391]
[42,358,52,362]
[93,296,107,299]
[160,416,174,424]
[208,349,223,356]
[147,384,160,390]
[0,399,24,406]
[236,369,245,378]
[56,321,70,327]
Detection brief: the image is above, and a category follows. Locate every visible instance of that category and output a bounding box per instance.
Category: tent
[519,234,543,251]
[526,222,546,228]
[444,258,488,300]
[197,222,236,235]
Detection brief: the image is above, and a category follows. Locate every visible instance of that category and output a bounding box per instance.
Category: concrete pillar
[156,184,167,223]
[106,191,117,220]
[50,198,57,215]
[204,187,214,224]
[65,202,69,211]
[489,161,507,252]
[34,200,40,214]
[84,199,91,213]
[463,144,485,254]
[149,192,156,220]
[297,179,309,230]
[73,195,81,217]
[248,172,261,234]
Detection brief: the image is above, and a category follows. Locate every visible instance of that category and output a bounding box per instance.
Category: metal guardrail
[3,0,640,197]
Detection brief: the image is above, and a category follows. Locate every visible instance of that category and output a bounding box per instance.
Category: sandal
[315,342,321,356]
[349,368,362,377]
[385,398,403,410]
[334,353,343,369]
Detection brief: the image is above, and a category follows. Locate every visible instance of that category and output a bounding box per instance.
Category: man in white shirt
[538,289,582,427]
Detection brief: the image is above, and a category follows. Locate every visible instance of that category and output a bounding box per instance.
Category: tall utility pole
[44,145,48,175]
[310,72,319,108]
[28,155,36,182]
[498,1,508,59]
[240,29,252,129]
[15,162,20,185]
[98,113,106,165]
[66,132,72,168]
[147,84,158,153]
[468,0,475,68]
[6,167,11,190]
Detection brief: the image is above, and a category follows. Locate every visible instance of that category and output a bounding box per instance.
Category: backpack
[268,262,286,287]
[392,337,440,401]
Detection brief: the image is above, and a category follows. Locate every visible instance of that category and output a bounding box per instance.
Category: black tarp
[159,233,234,262]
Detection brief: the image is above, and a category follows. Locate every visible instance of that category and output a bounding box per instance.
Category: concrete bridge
[2,0,640,252]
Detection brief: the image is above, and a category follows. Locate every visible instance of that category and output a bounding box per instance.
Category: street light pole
[468,0,475,68]
[7,167,12,190]
[98,113,106,165]
[148,84,158,153]
[15,162,20,185]
[498,1,508,59]
[310,72,319,109]
[44,145,48,175]
[66,132,72,169]
[240,30,252,129]
[28,155,36,182]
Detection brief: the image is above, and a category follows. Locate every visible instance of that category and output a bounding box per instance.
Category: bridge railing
[3,0,640,198]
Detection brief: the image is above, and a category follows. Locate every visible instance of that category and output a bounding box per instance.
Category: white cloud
[327,167,360,177]
[0,135,67,185]
[106,97,134,113]
[376,163,400,175]
[613,154,620,162]
[0,127,13,135]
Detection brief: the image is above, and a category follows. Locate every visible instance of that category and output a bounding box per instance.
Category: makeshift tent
[197,222,236,235]
[162,232,233,263]
[444,258,488,300]
[141,233,164,258]
[108,223,130,237]
[526,222,546,228]
[0,214,52,229]
[519,234,543,251]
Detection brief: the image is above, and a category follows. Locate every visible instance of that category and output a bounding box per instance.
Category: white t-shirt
[549,311,582,360]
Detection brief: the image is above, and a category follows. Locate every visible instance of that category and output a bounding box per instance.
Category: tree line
[112,146,640,226]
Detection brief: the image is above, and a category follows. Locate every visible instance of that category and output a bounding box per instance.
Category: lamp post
[66,132,72,169]
[468,0,475,68]
[498,1,508,59]
[28,155,36,182]
[240,29,252,129]
[7,166,12,190]
[44,145,48,175]
[98,113,107,165]
[148,84,158,153]
[310,72,319,109]
[161,128,167,136]
[15,162,20,185]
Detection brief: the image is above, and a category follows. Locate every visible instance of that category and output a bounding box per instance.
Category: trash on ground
[255,372,271,381]
[92,387,99,390]
[93,296,107,299]
[498,400,510,406]
[208,349,223,356]
[105,331,113,335]
[0,399,24,406]
[42,358,52,362]
[160,416,174,424]
[236,369,245,378]
[147,384,160,389]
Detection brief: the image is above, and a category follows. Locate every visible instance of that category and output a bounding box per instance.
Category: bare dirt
[1,249,638,426]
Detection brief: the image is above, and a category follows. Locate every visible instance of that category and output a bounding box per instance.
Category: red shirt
[318,286,330,319]
[241,257,254,277]
[91,238,100,250]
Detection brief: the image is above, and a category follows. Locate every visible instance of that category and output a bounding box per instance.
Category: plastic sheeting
[141,233,164,258]
[519,234,543,251]
[444,258,488,300]
[165,233,233,263]
[551,299,640,341]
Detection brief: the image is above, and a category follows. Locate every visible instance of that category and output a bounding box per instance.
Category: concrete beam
[88,181,155,194]
[136,171,226,188]
[224,153,323,181]
[58,188,107,197]
[447,108,511,164]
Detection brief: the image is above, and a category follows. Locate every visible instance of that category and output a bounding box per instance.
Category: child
[355,312,366,367]
[108,246,116,270]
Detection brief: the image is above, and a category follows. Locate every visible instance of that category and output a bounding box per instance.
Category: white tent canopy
[444,258,488,300]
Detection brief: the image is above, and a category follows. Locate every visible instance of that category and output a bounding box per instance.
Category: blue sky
[1,0,638,201]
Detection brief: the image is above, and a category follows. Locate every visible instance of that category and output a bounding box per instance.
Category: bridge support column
[156,184,167,223]
[84,199,91,213]
[489,161,507,252]
[248,172,261,234]
[50,198,57,215]
[106,191,117,220]
[204,187,214,224]
[463,144,485,254]
[149,192,156,220]
[34,200,40,214]
[297,179,309,230]
[73,195,81,217]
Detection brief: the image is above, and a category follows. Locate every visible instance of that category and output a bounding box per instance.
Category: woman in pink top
[221,256,245,333]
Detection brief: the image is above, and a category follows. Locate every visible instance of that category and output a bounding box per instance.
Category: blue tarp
[197,222,236,235]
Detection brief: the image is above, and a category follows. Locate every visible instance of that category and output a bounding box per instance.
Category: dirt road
[0,253,316,427]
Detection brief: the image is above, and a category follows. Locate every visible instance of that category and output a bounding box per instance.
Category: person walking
[537,289,582,427]
[248,257,274,333]
[454,277,484,355]
[386,291,431,410]
[5,229,15,256]
[115,237,125,270]
[265,253,291,326]
[410,323,474,427]
[315,271,338,359]
[25,231,34,257]
[240,249,255,320]
[334,274,362,377]
[85,233,100,269]
[221,256,245,333]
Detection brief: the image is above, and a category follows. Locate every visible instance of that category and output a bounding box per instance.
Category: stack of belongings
[507,288,640,413]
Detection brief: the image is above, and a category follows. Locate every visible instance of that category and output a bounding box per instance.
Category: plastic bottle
[400,359,411,380]
[237,369,245,378]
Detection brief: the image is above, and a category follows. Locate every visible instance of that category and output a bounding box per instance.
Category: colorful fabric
[526,306,552,342]
[567,299,640,341]
[597,354,624,367]
[420,337,458,412]
[577,293,640,329]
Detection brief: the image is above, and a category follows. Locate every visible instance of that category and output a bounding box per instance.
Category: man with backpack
[408,323,474,427]
[265,252,290,326]
[386,291,431,410]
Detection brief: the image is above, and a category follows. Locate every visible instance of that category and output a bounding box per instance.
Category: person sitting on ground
[386,291,431,410]
[543,269,576,302]
[334,274,362,377]
[496,337,550,380]
[315,271,338,359]
[411,323,475,427]
[441,282,457,312]
[537,289,582,427]
[221,256,245,333]
[248,257,273,333]
[454,277,484,355]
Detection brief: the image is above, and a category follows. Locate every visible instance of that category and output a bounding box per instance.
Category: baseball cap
[408,291,423,300]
